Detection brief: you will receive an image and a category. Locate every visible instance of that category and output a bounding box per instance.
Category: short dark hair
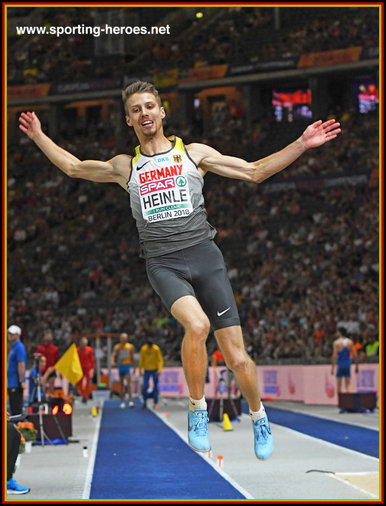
[337,326,347,336]
[122,81,162,115]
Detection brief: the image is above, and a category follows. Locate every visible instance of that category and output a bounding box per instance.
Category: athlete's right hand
[19,111,42,140]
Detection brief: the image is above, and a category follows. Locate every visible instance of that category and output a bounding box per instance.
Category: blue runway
[90,400,246,500]
[242,403,379,458]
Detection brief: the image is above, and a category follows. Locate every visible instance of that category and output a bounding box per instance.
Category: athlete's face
[125,92,165,138]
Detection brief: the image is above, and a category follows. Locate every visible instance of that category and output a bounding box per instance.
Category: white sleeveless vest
[127,136,216,258]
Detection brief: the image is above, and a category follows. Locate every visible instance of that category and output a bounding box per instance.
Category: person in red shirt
[35,331,60,396]
[77,337,95,403]
[212,349,225,367]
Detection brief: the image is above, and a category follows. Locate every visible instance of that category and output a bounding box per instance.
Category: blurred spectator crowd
[7,5,379,367]
[7,6,379,84]
[7,109,379,367]
[145,6,378,74]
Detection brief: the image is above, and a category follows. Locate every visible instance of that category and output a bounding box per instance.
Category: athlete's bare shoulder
[109,154,133,187]
[110,154,132,174]
[185,142,218,173]
[186,142,215,159]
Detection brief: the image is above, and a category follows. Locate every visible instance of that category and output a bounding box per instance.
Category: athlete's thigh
[190,241,240,331]
[146,253,195,311]
[170,294,209,330]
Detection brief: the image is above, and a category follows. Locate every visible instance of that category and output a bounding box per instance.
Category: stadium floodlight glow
[196,12,204,19]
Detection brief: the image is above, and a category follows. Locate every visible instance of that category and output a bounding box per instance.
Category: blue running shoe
[188,409,211,452]
[7,478,30,495]
[252,413,273,460]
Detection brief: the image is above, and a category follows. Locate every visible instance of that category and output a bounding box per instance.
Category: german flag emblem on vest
[173,154,182,163]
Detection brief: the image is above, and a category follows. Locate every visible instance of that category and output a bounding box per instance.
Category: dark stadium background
[6,5,380,370]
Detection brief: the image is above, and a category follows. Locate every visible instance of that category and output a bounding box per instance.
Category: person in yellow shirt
[139,340,163,409]
[111,333,135,408]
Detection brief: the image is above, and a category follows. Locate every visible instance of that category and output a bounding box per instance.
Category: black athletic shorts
[146,239,240,331]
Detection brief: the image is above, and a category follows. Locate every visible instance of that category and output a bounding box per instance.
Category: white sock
[189,396,207,412]
[249,402,265,422]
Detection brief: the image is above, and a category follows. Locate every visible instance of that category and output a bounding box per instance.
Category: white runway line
[82,405,103,499]
[153,408,254,499]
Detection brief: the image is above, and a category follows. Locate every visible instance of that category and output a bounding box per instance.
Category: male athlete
[111,332,135,408]
[331,326,359,394]
[19,80,341,460]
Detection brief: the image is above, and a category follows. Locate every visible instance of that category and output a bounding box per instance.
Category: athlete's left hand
[301,119,341,150]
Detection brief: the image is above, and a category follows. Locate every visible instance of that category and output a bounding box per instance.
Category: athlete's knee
[225,352,251,373]
[185,317,210,341]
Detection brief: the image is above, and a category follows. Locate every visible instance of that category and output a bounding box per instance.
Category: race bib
[139,164,193,223]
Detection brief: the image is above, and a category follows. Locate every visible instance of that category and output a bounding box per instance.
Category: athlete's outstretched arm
[189,119,341,183]
[19,112,130,184]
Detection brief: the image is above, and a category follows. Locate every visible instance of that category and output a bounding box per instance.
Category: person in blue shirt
[331,326,359,394]
[7,325,27,416]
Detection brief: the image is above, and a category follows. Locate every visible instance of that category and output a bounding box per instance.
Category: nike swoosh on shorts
[217,307,231,317]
